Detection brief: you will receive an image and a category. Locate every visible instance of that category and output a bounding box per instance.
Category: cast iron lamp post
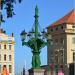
[20,6,49,69]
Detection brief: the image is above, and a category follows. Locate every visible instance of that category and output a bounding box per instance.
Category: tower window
[9,65,12,73]
[4,45,6,49]
[9,55,12,61]
[4,54,6,61]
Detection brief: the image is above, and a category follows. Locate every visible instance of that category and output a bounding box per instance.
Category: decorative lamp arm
[40,42,47,49]
[22,41,28,46]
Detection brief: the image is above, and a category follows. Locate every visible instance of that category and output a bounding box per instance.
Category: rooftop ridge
[47,9,75,29]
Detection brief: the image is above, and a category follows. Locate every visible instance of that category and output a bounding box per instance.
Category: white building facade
[0,29,15,75]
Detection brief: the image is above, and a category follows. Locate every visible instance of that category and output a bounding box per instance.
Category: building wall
[47,23,75,75]
[48,23,75,64]
[67,34,75,64]
[0,33,15,75]
[47,24,67,65]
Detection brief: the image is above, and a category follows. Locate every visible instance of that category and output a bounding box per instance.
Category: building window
[0,65,1,73]
[3,65,6,68]
[9,55,12,61]
[55,39,58,44]
[61,26,63,29]
[0,54,1,61]
[3,65,6,70]
[4,45,6,49]
[4,54,6,61]
[72,25,75,28]
[9,65,12,73]
[9,45,12,50]
[55,56,58,64]
[56,27,58,30]
[73,52,75,62]
[0,44,1,49]
[60,38,64,44]
[72,37,75,44]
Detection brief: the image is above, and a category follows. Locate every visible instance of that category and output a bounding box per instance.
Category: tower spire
[34,5,39,38]
[35,5,38,17]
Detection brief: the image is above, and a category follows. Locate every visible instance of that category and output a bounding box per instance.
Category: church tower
[0,29,15,75]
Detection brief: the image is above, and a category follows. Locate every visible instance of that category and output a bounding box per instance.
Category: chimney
[12,33,14,37]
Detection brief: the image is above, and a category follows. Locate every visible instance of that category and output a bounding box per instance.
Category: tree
[0,0,22,24]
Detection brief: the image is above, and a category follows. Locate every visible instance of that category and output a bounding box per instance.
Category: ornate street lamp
[20,30,27,41]
[20,6,50,69]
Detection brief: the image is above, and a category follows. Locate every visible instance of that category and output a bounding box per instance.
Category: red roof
[47,9,75,29]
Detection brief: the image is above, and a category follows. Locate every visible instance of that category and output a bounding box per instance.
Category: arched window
[4,45,6,49]
[0,54,1,61]
[9,45,12,50]
[4,54,6,61]
[0,65,1,73]
[9,55,12,61]
[9,65,12,73]
[0,44,1,49]
[3,65,6,68]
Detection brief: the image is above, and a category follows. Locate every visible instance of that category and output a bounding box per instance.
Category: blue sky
[1,0,74,74]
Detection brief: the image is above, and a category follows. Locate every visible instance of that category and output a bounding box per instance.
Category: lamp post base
[28,68,45,75]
